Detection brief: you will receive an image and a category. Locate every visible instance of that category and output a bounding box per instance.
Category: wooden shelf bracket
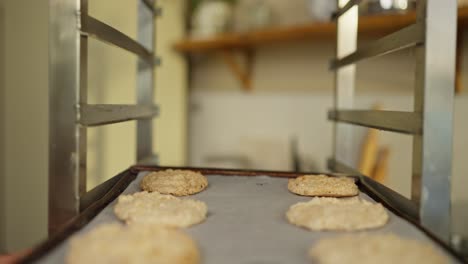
[218,49,254,91]
[456,28,464,94]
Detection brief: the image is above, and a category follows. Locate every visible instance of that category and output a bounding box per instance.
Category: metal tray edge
[21,166,467,263]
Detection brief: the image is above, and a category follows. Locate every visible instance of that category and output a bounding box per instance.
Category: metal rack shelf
[329,0,456,243]
[82,15,155,65]
[48,0,159,234]
[328,110,422,134]
[79,104,159,126]
[330,22,424,69]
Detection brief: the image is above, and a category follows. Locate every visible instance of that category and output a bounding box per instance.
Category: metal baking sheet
[37,172,460,264]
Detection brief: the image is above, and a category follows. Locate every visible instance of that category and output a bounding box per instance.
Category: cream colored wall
[2,0,49,251]
[0,0,6,253]
[154,0,188,166]
[0,0,187,252]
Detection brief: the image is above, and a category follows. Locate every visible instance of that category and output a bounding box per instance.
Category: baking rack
[328,0,456,243]
[48,0,160,234]
[45,0,462,259]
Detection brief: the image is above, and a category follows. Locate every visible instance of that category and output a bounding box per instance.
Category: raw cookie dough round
[140,169,208,196]
[288,175,358,197]
[67,223,200,264]
[309,233,448,264]
[114,191,207,228]
[286,197,388,231]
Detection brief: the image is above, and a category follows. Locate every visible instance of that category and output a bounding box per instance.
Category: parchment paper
[37,172,459,264]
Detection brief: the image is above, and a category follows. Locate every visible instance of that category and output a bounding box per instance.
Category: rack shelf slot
[328,110,422,134]
[82,15,154,65]
[79,104,159,126]
[331,23,424,69]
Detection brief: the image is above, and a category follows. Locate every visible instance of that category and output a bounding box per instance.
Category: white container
[191,1,234,38]
[307,0,336,22]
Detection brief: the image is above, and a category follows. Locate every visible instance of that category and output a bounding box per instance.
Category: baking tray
[22,166,465,263]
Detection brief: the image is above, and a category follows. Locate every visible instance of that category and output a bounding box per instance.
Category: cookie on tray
[114,191,207,228]
[140,169,208,196]
[287,174,358,197]
[309,233,448,264]
[67,223,200,264]
[286,197,388,231]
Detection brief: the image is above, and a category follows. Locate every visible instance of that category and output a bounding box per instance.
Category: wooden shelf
[175,7,468,53]
[175,7,468,91]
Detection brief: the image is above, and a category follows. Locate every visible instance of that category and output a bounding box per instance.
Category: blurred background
[1,0,468,254]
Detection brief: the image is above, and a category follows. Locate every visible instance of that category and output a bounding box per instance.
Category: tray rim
[21,166,466,263]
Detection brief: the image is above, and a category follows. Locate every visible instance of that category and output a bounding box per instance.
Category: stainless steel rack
[47,0,458,250]
[328,0,456,243]
[48,0,160,234]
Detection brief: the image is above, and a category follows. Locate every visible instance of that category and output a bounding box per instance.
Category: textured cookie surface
[140,169,208,196]
[288,175,358,197]
[114,191,207,228]
[67,223,200,264]
[286,197,388,231]
[309,233,448,264]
